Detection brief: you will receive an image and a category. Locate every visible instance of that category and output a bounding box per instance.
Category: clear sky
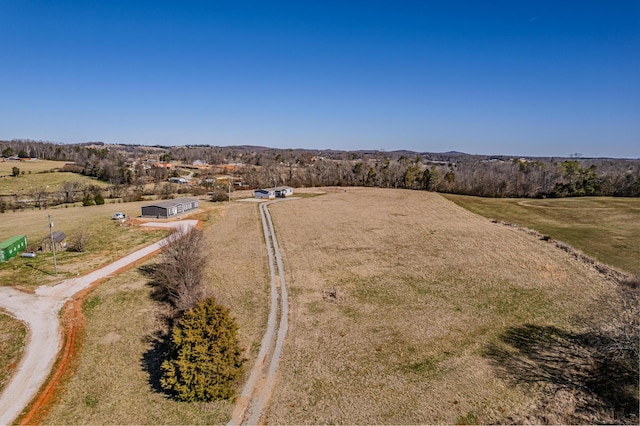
[1,1,638,158]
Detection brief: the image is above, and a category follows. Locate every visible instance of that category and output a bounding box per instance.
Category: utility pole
[228,177,231,203]
[48,214,57,276]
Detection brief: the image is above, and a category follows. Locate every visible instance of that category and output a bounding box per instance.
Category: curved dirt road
[230,201,289,425]
[0,221,197,425]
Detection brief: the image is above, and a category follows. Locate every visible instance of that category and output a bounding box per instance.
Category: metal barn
[140,197,199,219]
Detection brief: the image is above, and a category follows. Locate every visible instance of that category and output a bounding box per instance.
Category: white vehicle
[112,213,125,220]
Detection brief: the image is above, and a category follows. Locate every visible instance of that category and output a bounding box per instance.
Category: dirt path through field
[0,220,197,425]
[229,201,289,425]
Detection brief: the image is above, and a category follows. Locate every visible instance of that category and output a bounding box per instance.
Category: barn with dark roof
[140,197,199,219]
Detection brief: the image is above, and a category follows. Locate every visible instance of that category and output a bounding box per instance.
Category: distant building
[274,186,294,197]
[254,189,276,199]
[153,162,174,169]
[254,186,293,199]
[141,197,199,219]
[168,177,189,184]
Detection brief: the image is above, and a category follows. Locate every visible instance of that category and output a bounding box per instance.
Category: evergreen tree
[160,298,244,401]
[94,193,105,205]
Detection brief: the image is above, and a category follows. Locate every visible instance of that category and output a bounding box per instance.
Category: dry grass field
[43,202,270,424]
[0,159,68,175]
[0,159,110,196]
[0,315,26,393]
[0,201,177,287]
[0,172,110,195]
[443,194,640,276]
[262,188,631,424]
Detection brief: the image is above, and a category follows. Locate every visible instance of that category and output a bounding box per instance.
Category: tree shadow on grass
[485,324,639,424]
[137,263,171,305]
[138,263,175,396]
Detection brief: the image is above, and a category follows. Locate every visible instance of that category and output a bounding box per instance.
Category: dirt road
[0,220,197,425]
[229,201,289,425]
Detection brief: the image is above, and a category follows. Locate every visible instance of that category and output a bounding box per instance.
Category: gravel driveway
[0,220,197,425]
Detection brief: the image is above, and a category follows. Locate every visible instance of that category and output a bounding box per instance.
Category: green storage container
[0,235,27,262]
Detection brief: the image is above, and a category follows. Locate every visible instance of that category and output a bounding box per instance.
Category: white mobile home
[254,189,276,199]
[273,186,294,197]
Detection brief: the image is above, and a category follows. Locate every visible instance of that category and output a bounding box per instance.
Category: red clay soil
[18,288,89,425]
[15,221,201,425]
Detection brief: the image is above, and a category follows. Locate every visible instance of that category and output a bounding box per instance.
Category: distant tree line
[1,139,638,199]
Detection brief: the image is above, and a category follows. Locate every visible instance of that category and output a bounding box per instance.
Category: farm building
[0,235,27,262]
[141,197,199,219]
[41,231,67,252]
[254,186,294,199]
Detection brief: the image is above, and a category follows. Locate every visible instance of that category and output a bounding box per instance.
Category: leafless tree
[154,227,209,311]
[69,227,90,252]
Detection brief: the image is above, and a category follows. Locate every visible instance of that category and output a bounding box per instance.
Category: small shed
[254,189,276,199]
[41,231,67,252]
[0,235,27,262]
[141,197,199,219]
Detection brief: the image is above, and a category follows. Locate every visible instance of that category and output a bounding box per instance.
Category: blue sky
[1,1,638,158]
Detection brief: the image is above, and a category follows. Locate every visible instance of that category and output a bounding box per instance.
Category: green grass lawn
[442,195,640,275]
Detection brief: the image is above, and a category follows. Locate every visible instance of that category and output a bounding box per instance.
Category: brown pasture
[42,202,270,424]
[263,187,624,424]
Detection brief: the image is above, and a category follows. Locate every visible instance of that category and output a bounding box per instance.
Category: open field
[0,172,109,195]
[0,160,68,175]
[0,315,26,393]
[43,202,270,424]
[262,188,632,424]
[0,201,176,287]
[443,194,640,275]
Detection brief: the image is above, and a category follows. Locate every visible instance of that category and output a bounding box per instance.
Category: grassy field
[10,188,638,424]
[43,201,270,424]
[442,194,640,275]
[0,173,109,195]
[261,188,629,424]
[0,314,26,394]
[0,159,109,196]
[0,159,68,175]
[0,200,221,287]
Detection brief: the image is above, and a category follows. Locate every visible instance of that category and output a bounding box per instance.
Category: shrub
[82,194,95,206]
[160,298,244,401]
[94,194,105,205]
[210,189,228,202]
[68,227,90,252]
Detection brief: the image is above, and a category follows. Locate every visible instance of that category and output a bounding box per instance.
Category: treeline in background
[1,140,638,204]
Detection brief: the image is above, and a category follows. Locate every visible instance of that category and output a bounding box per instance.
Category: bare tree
[154,227,209,311]
[69,227,90,252]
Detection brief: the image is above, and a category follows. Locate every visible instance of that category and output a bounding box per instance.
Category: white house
[274,186,294,197]
[254,189,276,199]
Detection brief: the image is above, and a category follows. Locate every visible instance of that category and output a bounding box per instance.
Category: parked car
[112,213,125,220]
[21,252,36,258]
